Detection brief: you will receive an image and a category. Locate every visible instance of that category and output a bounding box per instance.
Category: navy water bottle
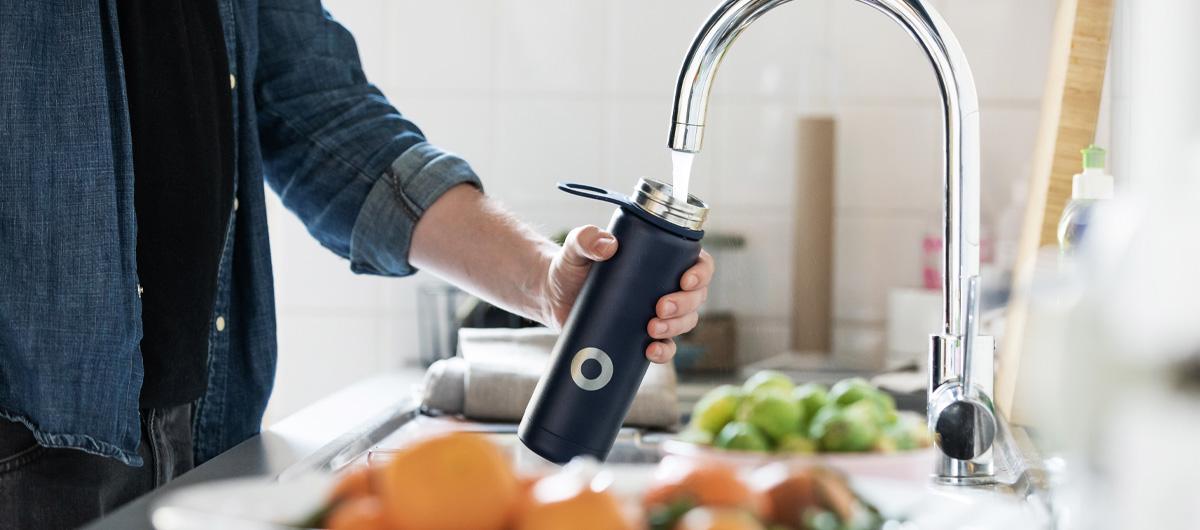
[519,178,708,463]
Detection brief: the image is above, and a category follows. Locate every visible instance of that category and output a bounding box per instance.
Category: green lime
[828,377,876,407]
[714,421,771,452]
[689,385,743,435]
[869,391,899,425]
[742,370,795,397]
[809,401,881,452]
[775,433,818,454]
[873,432,899,453]
[737,391,802,442]
[884,412,931,450]
[792,383,828,431]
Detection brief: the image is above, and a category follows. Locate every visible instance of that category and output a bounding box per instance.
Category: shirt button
[233,198,239,211]
[215,316,226,332]
[137,284,144,298]
[229,74,237,90]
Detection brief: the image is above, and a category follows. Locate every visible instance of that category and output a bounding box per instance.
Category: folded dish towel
[421,327,679,428]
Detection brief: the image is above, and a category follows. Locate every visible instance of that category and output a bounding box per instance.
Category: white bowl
[659,439,939,482]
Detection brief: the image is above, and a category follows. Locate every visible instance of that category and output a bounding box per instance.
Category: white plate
[608,463,1042,530]
[852,479,1046,530]
[151,475,333,530]
[660,439,940,482]
[152,468,1044,530]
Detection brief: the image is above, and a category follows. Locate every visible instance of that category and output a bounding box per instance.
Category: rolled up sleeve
[350,143,481,276]
[256,1,480,277]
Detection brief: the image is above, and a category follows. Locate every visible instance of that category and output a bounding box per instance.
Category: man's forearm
[409,184,558,326]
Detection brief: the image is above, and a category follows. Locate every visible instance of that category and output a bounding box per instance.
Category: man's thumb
[562,225,618,266]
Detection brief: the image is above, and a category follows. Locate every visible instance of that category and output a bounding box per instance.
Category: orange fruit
[674,507,765,530]
[514,473,633,530]
[328,466,375,504]
[643,464,768,518]
[751,465,817,528]
[377,432,519,530]
[326,497,392,530]
[511,474,541,521]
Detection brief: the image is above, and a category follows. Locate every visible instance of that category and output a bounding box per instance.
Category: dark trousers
[0,404,194,529]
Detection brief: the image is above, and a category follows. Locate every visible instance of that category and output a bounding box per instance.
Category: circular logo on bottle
[570,347,614,391]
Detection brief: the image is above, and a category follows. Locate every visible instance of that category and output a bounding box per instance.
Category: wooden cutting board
[997,0,1114,421]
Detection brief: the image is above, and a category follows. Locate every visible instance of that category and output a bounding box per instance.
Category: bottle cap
[1082,144,1107,170]
[632,178,708,230]
[1073,144,1115,200]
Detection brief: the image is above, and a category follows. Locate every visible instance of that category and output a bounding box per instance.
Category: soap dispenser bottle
[1058,144,1115,254]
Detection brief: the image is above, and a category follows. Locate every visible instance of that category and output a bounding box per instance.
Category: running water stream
[670,150,694,202]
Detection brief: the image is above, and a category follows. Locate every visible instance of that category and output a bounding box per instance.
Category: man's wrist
[527,242,559,328]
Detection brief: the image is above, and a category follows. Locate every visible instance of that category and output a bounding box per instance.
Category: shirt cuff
[349,142,483,277]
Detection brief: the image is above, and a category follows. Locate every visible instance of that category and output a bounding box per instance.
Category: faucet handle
[933,274,995,461]
[960,275,981,390]
[930,382,997,461]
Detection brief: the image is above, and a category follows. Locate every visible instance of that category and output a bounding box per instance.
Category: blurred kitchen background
[262,0,1134,422]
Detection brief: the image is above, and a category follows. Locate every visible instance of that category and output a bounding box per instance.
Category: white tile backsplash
[834,104,943,215]
[829,0,946,104]
[940,0,1056,103]
[268,195,391,313]
[737,319,792,365]
[606,0,715,98]
[831,213,929,322]
[324,0,391,87]
[268,313,391,421]
[979,104,1041,220]
[707,101,799,208]
[495,0,607,94]
[377,305,422,370]
[704,210,794,322]
[377,0,496,97]
[832,320,887,368]
[492,96,607,203]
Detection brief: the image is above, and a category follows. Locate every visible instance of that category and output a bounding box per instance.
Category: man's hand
[540,225,715,364]
[411,185,713,365]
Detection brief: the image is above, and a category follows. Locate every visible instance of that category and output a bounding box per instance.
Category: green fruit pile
[682,371,931,454]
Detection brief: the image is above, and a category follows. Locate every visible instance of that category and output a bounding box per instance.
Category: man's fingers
[648,312,700,339]
[646,339,676,364]
[680,249,715,290]
[561,225,617,266]
[656,289,707,319]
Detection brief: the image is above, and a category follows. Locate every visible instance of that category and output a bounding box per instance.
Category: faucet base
[929,334,998,483]
[936,450,995,485]
[934,474,997,486]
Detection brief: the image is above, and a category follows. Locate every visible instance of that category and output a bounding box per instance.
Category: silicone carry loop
[557,182,704,241]
[557,182,630,207]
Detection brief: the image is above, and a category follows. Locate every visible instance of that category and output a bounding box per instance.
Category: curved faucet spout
[669,0,990,483]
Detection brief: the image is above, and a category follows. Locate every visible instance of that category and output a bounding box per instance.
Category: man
[0,2,713,528]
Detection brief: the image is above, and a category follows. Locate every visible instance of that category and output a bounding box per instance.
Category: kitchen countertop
[85,369,427,530]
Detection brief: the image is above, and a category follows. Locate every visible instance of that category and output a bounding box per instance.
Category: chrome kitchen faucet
[669,0,995,484]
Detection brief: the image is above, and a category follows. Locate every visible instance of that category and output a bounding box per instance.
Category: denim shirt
[0,0,481,466]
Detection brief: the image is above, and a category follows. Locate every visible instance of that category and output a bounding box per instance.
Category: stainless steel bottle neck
[631,178,709,231]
